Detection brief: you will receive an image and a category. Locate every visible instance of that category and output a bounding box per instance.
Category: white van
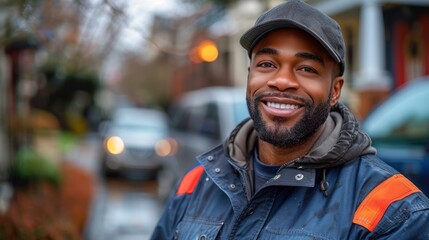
[160,87,249,193]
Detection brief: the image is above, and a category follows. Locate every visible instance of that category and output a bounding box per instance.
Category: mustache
[253,92,309,105]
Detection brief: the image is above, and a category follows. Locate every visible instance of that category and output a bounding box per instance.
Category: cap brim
[240,19,341,65]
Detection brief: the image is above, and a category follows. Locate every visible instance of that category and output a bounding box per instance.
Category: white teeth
[267,102,299,110]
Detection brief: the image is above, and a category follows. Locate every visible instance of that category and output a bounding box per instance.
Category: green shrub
[12,147,61,187]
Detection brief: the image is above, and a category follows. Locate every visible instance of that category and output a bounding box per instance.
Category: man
[151,0,429,239]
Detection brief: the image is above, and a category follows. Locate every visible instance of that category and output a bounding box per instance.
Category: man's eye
[258,62,274,68]
[300,66,316,73]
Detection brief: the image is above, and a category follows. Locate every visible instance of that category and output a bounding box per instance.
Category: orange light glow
[105,136,125,155]
[155,138,178,157]
[197,40,218,62]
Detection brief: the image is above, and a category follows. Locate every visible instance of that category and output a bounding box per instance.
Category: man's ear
[330,76,344,106]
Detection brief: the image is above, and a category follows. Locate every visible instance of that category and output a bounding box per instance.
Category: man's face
[246,28,343,147]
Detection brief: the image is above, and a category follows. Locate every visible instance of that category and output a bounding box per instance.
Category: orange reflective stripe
[176,165,204,195]
[353,174,421,232]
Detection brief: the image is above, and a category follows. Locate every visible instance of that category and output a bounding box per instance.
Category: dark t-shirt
[253,148,281,192]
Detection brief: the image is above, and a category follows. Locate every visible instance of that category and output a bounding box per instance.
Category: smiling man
[151,1,429,239]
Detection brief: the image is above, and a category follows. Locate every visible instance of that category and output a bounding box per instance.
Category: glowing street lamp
[189,40,219,63]
[197,40,218,62]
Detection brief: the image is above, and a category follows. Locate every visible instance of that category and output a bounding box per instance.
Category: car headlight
[155,138,178,157]
[105,136,125,154]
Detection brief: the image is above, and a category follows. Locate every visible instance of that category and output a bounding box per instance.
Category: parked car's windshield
[110,108,169,135]
[362,80,429,142]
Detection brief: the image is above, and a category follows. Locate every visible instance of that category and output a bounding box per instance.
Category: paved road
[64,133,164,240]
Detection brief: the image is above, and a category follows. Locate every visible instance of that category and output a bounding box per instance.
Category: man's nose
[267,69,299,91]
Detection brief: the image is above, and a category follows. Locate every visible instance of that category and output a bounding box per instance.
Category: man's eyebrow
[296,52,325,66]
[254,48,325,66]
[253,47,278,58]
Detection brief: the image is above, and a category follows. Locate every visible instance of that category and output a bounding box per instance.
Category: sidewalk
[64,133,101,174]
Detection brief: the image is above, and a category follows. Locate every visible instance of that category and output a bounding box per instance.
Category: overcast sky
[117,0,193,51]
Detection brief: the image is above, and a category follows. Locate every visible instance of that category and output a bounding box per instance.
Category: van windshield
[233,101,249,124]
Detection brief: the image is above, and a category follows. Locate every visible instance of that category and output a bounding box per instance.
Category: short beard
[246,93,331,148]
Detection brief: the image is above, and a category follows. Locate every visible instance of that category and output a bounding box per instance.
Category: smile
[267,102,300,110]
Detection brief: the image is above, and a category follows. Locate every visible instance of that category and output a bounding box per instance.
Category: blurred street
[64,133,164,240]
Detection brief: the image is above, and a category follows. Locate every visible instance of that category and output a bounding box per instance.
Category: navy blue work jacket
[151,145,429,239]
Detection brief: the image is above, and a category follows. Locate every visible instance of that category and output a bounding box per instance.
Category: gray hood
[225,103,376,169]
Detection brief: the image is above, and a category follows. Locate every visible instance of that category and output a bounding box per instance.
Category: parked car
[163,87,249,182]
[361,77,429,195]
[99,107,175,179]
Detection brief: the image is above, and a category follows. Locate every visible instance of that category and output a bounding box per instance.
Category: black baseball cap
[240,0,345,75]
